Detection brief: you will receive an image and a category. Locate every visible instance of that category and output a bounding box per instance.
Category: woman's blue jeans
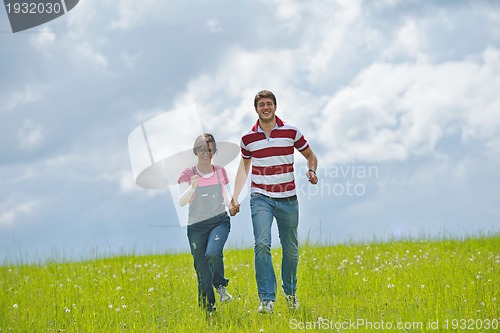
[187,212,230,310]
[250,193,299,302]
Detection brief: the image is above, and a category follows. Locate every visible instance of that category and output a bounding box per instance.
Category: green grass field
[1,235,499,332]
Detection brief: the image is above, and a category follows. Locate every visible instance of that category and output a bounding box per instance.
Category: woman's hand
[229,198,240,216]
[190,175,199,189]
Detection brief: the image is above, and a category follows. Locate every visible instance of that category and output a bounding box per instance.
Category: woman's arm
[178,175,198,207]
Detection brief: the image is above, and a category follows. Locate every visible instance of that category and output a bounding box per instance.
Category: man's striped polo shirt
[240,116,310,198]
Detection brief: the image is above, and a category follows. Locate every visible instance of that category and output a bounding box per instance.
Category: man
[229,90,318,314]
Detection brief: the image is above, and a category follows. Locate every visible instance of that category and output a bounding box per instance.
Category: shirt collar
[251,116,285,132]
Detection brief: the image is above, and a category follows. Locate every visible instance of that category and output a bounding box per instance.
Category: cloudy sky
[1,0,499,263]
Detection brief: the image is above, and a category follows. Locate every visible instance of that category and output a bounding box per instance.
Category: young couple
[177,90,318,313]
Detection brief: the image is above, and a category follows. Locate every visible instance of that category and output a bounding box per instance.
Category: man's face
[255,97,276,122]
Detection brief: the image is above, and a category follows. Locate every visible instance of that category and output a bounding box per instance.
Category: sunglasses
[196,146,214,155]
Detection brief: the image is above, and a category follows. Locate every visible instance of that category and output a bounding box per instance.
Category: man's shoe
[285,294,300,310]
[216,285,233,303]
[257,300,274,314]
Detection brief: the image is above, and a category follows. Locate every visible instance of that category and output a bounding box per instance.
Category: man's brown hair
[254,90,277,109]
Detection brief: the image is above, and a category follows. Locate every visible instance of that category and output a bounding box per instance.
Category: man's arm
[300,147,318,185]
[229,157,251,216]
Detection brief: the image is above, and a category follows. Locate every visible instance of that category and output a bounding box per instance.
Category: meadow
[1,235,499,332]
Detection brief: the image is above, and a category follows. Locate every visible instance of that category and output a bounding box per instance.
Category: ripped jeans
[187,212,230,309]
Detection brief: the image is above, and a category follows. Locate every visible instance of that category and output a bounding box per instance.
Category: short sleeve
[177,167,194,184]
[294,128,309,152]
[215,166,229,185]
[240,137,252,159]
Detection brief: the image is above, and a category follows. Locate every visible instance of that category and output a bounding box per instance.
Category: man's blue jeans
[187,212,230,310]
[250,193,299,301]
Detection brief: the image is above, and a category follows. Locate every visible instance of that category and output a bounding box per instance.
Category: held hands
[307,170,318,185]
[229,198,240,217]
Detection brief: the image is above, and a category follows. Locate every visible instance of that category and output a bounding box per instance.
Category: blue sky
[1,0,499,263]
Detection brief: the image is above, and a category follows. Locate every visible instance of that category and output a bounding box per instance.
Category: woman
[177,133,233,312]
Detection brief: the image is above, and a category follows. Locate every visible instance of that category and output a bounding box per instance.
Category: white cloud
[104,0,169,30]
[118,170,164,197]
[0,167,35,185]
[108,0,146,30]
[316,48,500,164]
[120,51,143,69]
[206,18,222,33]
[133,107,170,124]
[260,0,369,84]
[375,0,418,8]
[272,0,301,21]
[302,0,364,82]
[0,201,38,227]
[64,1,119,69]
[382,18,428,61]
[42,147,129,185]
[462,48,500,141]
[173,47,300,140]
[119,171,139,193]
[0,86,40,113]
[66,0,100,33]
[73,41,108,68]
[17,119,45,150]
[488,9,500,40]
[30,26,57,54]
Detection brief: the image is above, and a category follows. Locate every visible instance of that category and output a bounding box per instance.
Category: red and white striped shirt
[240,116,309,198]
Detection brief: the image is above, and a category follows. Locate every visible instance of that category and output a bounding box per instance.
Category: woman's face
[195,142,215,162]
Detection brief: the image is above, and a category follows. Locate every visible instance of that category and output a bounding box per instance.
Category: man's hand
[229,198,240,217]
[299,147,318,185]
[307,170,318,185]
